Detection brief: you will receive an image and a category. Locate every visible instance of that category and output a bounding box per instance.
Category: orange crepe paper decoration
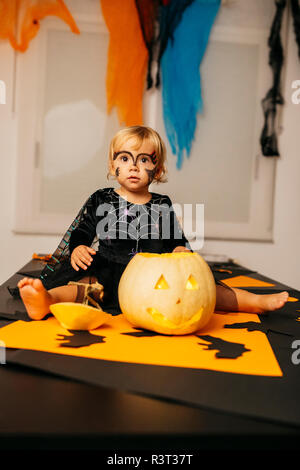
[100,0,148,126]
[0,0,18,49]
[0,0,80,52]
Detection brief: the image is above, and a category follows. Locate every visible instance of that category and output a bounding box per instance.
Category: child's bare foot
[18,277,53,320]
[255,291,290,313]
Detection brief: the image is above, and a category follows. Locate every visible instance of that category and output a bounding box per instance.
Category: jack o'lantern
[118,252,216,335]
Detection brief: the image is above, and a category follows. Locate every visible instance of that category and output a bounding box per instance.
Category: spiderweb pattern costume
[36,188,192,314]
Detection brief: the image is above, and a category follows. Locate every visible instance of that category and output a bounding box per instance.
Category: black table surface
[0,259,299,452]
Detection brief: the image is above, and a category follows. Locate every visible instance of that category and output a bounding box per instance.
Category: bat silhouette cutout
[122,328,162,338]
[224,321,294,337]
[57,331,106,348]
[197,334,250,359]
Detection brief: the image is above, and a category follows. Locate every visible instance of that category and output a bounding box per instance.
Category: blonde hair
[107,126,168,184]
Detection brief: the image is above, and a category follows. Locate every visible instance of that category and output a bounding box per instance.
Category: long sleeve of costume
[38,190,103,290]
[68,192,99,254]
[161,196,193,253]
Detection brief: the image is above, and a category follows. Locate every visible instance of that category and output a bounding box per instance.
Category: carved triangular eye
[154,274,169,289]
[185,275,199,290]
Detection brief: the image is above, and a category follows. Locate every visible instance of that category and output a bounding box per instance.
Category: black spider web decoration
[260,0,300,157]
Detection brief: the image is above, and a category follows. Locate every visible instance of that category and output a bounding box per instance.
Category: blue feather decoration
[161,0,221,169]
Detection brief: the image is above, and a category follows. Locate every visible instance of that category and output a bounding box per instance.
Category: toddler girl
[18,126,289,321]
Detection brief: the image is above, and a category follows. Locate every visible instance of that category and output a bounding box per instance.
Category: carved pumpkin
[50,302,108,331]
[50,280,107,330]
[118,252,216,335]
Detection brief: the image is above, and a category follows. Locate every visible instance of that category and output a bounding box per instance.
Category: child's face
[111,138,159,192]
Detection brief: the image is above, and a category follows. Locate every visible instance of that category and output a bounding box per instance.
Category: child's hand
[71,245,96,271]
[172,246,191,253]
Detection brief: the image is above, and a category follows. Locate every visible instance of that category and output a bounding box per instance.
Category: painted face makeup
[145,167,157,184]
[112,141,160,190]
[113,150,157,171]
[150,151,157,165]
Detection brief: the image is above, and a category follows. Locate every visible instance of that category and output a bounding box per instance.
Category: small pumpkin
[118,252,216,335]
[50,280,107,330]
[50,302,108,331]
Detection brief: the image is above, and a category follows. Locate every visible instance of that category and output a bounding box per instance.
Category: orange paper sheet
[221,275,275,288]
[0,312,282,377]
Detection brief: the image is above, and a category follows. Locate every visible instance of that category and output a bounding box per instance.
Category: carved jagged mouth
[146,307,203,329]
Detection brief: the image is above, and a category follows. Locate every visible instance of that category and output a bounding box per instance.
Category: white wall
[0,12,299,290]
[0,41,61,282]
[201,18,300,290]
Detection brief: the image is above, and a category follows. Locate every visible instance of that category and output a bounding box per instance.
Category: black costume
[39,187,193,314]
